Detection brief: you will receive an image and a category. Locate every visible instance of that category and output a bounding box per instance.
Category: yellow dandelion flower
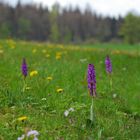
[30,70,38,77]
[47,76,53,81]
[0,50,4,54]
[56,52,62,56]
[58,45,64,49]
[7,39,16,49]
[42,49,47,53]
[10,45,15,49]
[56,55,61,60]
[18,116,27,121]
[56,88,64,93]
[32,49,37,53]
[111,50,120,55]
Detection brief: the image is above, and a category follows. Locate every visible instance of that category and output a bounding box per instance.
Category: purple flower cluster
[87,64,96,97]
[21,58,28,78]
[105,55,112,74]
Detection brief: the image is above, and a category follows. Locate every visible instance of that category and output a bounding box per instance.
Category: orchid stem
[109,74,113,92]
[90,97,95,122]
[22,78,26,92]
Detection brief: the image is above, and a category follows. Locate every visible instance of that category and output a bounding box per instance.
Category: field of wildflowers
[0,40,140,139]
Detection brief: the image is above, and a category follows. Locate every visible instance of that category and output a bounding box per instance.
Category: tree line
[0,1,140,44]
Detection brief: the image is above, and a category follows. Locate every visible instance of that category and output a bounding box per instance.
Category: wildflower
[56,55,61,60]
[111,50,120,55]
[42,49,47,53]
[69,107,74,112]
[56,52,62,56]
[64,107,74,117]
[10,45,15,49]
[17,134,25,140]
[105,55,113,91]
[105,55,112,74]
[56,88,64,93]
[0,49,4,54]
[21,58,28,78]
[87,64,97,123]
[56,52,62,60]
[87,64,96,97]
[7,39,16,49]
[112,93,117,98]
[47,76,53,81]
[64,110,69,117]
[30,70,38,77]
[27,130,39,140]
[41,98,47,101]
[80,58,87,63]
[32,49,37,53]
[17,130,39,140]
[18,116,27,121]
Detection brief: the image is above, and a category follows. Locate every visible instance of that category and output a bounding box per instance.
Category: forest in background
[0,1,140,44]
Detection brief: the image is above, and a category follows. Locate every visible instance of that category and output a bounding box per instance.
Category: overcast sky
[5,0,140,17]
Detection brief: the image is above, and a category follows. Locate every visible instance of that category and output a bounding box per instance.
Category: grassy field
[0,40,140,140]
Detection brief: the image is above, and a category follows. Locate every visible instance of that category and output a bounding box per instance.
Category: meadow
[0,40,140,140]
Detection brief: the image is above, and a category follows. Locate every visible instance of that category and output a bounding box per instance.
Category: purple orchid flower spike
[21,58,28,78]
[87,64,96,97]
[105,55,112,74]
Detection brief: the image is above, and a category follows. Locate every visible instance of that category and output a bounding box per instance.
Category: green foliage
[120,13,140,44]
[49,3,60,42]
[50,23,60,43]
[18,18,31,39]
[0,40,140,139]
[0,23,11,38]
[63,27,72,43]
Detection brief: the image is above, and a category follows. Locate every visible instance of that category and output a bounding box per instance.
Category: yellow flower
[32,49,37,53]
[56,52,62,60]
[56,88,64,93]
[7,39,16,49]
[47,76,53,81]
[56,55,61,60]
[18,116,27,121]
[30,70,38,77]
[0,50,4,54]
[56,52,62,56]
[11,45,15,49]
[26,86,31,90]
[111,50,120,55]
[42,49,47,53]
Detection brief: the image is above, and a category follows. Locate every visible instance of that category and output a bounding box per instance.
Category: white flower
[17,134,25,140]
[17,130,39,140]
[80,58,87,63]
[27,130,39,137]
[41,98,47,101]
[68,107,74,112]
[34,137,38,140]
[112,94,117,98]
[64,110,69,117]
[64,108,75,117]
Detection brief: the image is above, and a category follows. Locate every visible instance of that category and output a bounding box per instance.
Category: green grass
[0,40,140,140]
